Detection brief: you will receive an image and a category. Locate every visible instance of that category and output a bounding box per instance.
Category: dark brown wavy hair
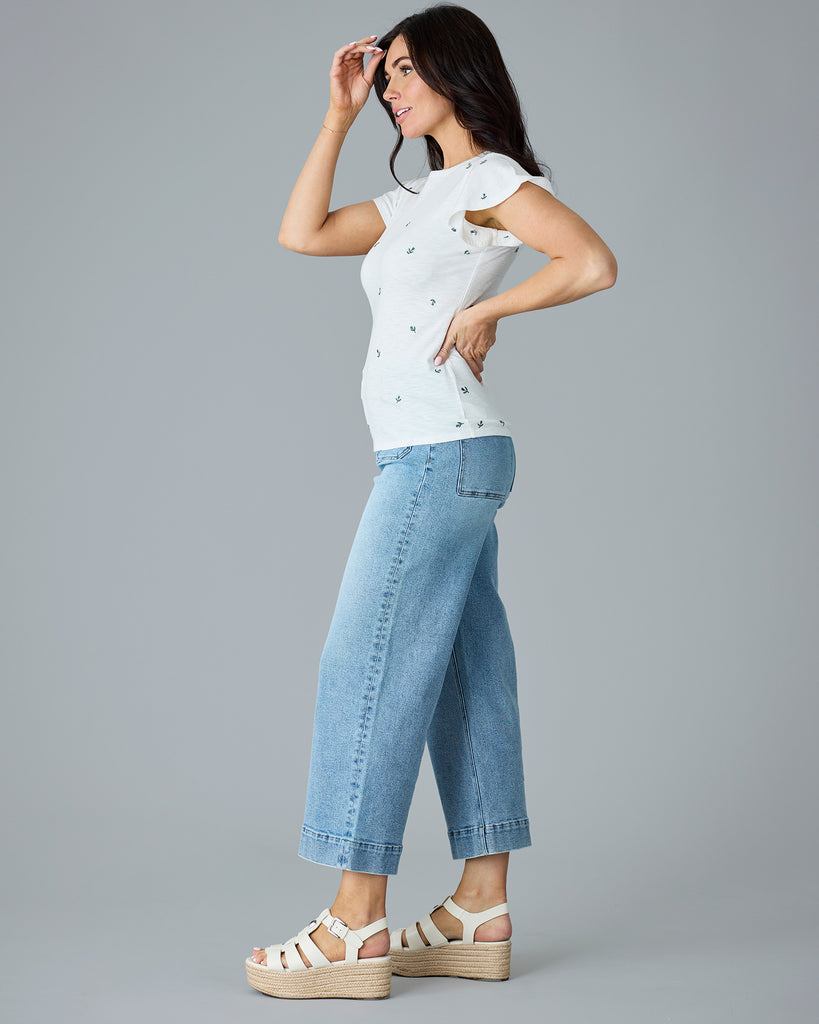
[374,4,552,192]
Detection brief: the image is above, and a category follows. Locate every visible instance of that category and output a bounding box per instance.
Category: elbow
[588,251,618,291]
[278,228,305,253]
[597,256,618,290]
[279,223,327,255]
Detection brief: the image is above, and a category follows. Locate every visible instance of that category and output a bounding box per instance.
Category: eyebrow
[383,55,411,79]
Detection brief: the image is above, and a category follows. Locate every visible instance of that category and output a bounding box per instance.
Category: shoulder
[458,152,555,231]
[470,152,554,195]
[372,174,429,224]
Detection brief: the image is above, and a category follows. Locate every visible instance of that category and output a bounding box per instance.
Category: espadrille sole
[245,954,391,999]
[390,940,511,980]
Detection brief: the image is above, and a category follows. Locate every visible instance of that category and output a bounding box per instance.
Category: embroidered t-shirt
[359,150,556,451]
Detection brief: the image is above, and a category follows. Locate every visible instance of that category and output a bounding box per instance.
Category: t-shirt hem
[370,424,513,452]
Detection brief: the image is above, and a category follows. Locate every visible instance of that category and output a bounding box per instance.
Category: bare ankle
[452,886,508,909]
[329,900,387,930]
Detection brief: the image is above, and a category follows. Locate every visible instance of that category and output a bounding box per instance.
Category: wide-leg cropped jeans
[298,435,530,875]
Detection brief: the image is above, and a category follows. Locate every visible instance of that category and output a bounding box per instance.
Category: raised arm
[278,37,387,257]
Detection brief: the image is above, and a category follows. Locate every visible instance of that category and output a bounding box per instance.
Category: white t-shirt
[359,150,556,451]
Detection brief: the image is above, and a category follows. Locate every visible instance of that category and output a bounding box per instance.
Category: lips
[394,107,412,123]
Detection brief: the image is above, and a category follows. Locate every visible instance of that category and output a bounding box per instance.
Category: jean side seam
[451,644,489,854]
[343,449,431,845]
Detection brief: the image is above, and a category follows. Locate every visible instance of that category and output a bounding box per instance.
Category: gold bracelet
[322,122,348,134]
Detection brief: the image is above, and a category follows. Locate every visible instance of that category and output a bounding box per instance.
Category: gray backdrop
[2,1,816,1021]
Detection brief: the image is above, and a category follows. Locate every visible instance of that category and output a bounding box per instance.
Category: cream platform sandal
[246,908,391,999]
[390,895,511,980]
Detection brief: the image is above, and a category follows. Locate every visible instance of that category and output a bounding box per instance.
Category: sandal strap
[442,895,510,943]
[403,922,427,950]
[292,925,331,970]
[264,908,387,970]
[417,912,448,946]
[316,909,389,964]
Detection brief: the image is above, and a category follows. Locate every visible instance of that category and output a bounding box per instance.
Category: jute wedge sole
[245,954,391,999]
[390,894,512,981]
[246,907,391,1000]
[390,940,511,980]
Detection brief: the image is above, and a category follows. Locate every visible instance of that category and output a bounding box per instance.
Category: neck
[431,124,485,169]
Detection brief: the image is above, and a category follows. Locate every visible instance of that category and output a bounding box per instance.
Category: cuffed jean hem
[298,826,402,876]
[447,817,532,860]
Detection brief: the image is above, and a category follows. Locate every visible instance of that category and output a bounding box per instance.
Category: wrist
[324,108,356,134]
[472,300,502,324]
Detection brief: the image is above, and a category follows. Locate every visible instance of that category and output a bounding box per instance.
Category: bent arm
[477,182,618,319]
[278,112,386,257]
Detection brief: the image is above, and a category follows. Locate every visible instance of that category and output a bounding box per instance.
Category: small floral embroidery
[395,396,402,403]
[406,246,415,254]
[409,325,416,332]
[464,249,471,255]
[499,419,505,426]
[405,221,411,227]
[433,367,442,373]
[465,162,472,169]
[460,386,469,394]
[455,421,464,427]
[476,420,484,428]
[376,349,381,357]
[451,226,457,232]
[480,192,487,200]
[469,228,477,235]
[378,286,382,295]
[479,158,488,164]
[514,246,520,253]
[429,298,436,305]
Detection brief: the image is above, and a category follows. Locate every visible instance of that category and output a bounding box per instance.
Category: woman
[247,3,616,1000]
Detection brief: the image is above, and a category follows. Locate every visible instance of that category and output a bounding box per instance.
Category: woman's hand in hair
[328,37,385,124]
[434,306,499,384]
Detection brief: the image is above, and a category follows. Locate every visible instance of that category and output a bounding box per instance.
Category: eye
[384,65,413,86]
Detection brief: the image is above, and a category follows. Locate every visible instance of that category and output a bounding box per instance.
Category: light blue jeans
[298,436,530,875]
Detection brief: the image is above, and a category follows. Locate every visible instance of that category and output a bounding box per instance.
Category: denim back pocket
[456,436,516,504]
[375,445,413,467]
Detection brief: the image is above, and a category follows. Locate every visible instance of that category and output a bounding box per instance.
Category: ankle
[329,900,387,931]
[451,886,508,911]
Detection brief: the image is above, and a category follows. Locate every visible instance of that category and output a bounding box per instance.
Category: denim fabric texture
[299,436,531,875]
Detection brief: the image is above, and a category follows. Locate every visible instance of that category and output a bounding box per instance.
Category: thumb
[363,48,385,86]
[434,332,456,367]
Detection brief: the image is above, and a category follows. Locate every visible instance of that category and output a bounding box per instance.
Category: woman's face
[381,34,454,139]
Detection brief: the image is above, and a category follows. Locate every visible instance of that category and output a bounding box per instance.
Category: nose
[383,81,398,102]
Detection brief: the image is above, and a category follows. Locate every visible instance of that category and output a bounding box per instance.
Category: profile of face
[381,34,454,139]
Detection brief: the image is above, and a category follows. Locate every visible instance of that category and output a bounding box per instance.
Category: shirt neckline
[427,151,490,175]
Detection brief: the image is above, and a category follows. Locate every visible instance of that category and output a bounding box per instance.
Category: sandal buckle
[326,915,350,940]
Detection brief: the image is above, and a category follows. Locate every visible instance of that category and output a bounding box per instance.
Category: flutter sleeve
[448,153,556,250]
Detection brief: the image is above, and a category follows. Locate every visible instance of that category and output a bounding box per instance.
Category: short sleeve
[448,153,556,249]
[372,176,425,226]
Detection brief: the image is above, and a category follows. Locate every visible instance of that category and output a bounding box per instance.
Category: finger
[331,39,375,69]
[338,37,381,60]
[332,41,359,61]
[466,357,483,382]
[457,345,484,380]
[434,337,455,366]
[363,48,386,85]
[336,36,377,53]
